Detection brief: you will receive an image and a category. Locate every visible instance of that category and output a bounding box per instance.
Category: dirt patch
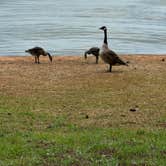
[0,55,166,129]
[97,148,116,158]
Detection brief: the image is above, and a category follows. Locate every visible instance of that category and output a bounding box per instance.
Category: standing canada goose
[84,47,100,64]
[25,47,52,64]
[99,26,127,72]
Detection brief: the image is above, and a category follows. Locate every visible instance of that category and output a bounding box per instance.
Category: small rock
[135,105,139,108]
[130,105,139,112]
[130,108,137,112]
[85,115,89,119]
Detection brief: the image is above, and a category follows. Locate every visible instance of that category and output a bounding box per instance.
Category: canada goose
[25,47,52,64]
[99,26,127,72]
[84,47,100,64]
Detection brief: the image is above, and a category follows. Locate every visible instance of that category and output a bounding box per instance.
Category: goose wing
[30,47,43,52]
[101,49,127,65]
[33,47,46,55]
[86,47,100,54]
[89,47,100,52]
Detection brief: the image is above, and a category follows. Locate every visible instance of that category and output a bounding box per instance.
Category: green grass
[0,95,166,166]
[0,56,166,165]
[0,122,166,165]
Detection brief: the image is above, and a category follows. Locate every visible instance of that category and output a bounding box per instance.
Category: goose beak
[99,26,107,31]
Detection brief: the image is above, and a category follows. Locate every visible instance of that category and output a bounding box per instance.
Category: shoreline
[0,54,166,58]
[0,54,165,63]
[0,54,166,57]
[0,53,166,56]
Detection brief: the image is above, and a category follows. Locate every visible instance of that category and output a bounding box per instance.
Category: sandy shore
[0,54,166,64]
[0,54,166,129]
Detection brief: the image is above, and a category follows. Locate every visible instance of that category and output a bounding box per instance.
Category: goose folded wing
[107,49,127,65]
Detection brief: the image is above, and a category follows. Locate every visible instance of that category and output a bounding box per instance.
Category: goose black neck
[104,29,108,45]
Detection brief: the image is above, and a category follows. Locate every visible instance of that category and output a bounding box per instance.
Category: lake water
[0,0,166,56]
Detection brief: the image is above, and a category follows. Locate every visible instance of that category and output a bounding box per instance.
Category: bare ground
[0,54,166,129]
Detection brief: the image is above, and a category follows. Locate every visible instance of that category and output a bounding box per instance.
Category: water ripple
[0,0,166,55]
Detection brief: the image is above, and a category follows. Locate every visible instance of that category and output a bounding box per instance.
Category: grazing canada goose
[25,47,52,64]
[99,26,127,72]
[84,47,100,64]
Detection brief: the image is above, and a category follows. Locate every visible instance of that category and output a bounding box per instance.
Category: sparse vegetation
[0,55,166,166]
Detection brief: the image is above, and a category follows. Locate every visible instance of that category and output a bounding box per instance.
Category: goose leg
[109,64,112,72]
[37,55,40,64]
[84,52,87,59]
[96,55,99,64]
[35,56,37,63]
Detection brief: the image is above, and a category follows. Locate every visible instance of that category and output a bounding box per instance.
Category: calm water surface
[0,0,166,55]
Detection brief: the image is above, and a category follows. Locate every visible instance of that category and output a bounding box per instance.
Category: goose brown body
[25,47,52,64]
[84,47,100,64]
[100,44,127,66]
[99,26,127,72]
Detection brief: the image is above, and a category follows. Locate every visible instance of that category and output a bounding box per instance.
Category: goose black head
[99,26,107,31]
